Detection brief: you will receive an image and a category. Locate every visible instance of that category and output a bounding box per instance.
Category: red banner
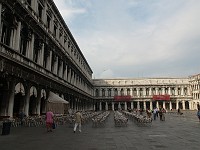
[152,95,170,100]
[114,96,131,101]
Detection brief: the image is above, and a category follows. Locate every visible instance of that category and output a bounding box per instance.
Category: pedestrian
[46,109,54,132]
[161,108,166,121]
[153,108,157,120]
[197,110,200,122]
[146,109,152,119]
[73,111,83,133]
[159,108,163,121]
[19,110,26,126]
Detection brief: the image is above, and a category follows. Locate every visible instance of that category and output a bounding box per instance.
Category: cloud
[54,0,200,78]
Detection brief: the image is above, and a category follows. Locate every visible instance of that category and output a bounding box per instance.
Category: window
[95,89,99,97]
[152,88,156,95]
[127,89,130,95]
[158,88,162,95]
[178,88,181,95]
[102,89,105,97]
[114,89,118,96]
[171,88,175,95]
[165,88,168,94]
[38,4,43,19]
[133,88,137,96]
[47,15,51,29]
[139,88,143,96]
[108,89,111,97]
[184,88,187,95]
[146,88,149,96]
[120,89,124,96]
[54,25,57,36]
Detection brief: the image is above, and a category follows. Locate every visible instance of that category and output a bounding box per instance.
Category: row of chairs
[114,111,128,127]
[91,111,110,128]
[123,111,152,126]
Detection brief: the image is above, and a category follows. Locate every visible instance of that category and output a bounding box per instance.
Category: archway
[102,102,106,110]
[13,92,24,117]
[146,101,150,110]
[178,102,183,109]
[114,103,118,110]
[29,95,37,115]
[185,101,189,110]
[108,103,112,110]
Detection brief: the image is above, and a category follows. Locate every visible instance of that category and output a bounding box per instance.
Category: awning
[47,92,69,104]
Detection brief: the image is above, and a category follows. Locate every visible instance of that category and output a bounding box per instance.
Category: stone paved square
[1,111,200,150]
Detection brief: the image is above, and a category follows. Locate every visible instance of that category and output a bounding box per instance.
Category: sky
[53,0,200,79]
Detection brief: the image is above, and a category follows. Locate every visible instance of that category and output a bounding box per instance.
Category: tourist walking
[46,110,54,132]
[153,108,157,120]
[73,111,83,133]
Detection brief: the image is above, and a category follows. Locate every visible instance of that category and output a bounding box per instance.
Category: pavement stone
[0,111,200,150]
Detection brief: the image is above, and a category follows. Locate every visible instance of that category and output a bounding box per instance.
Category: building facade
[0,0,94,118]
[93,78,197,111]
[0,0,200,119]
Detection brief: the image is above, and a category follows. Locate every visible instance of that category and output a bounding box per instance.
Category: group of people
[146,107,166,121]
[45,109,83,133]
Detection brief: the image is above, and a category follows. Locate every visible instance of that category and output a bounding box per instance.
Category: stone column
[36,89,41,115]
[29,34,35,60]
[143,101,146,110]
[24,88,31,117]
[176,100,179,110]
[118,102,121,110]
[106,102,108,111]
[7,81,16,118]
[149,88,152,96]
[59,60,63,78]
[169,101,172,110]
[156,101,159,108]
[40,43,44,66]
[125,102,127,110]
[54,56,58,75]
[15,21,21,51]
[99,102,102,111]
[46,50,52,71]
[168,87,171,95]
[112,102,114,111]
[182,100,185,110]
[150,101,153,110]
[131,102,133,110]
[137,101,140,110]
[163,101,166,109]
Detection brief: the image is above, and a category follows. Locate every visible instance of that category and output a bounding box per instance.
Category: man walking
[73,111,83,133]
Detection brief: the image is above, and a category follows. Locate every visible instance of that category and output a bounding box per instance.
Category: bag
[52,122,56,129]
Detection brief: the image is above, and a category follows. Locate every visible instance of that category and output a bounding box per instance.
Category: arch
[15,82,25,95]
[178,101,183,109]
[185,101,189,110]
[30,86,37,97]
[101,102,106,110]
[29,95,37,115]
[108,103,112,110]
[13,92,24,117]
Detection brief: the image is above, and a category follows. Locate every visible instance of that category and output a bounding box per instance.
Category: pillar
[15,21,21,51]
[24,88,31,117]
[125,102,127,110]
[137,101,140,110]
[7,81,16,118]
[106,102,108,111]
[176,100,179,110]
[131,102,133,110]
[143,101,146,110]
[36,90,41,115]
[150,101,153,110]
[169,101,172,110]
[182,100,185,110]
[99,102,102,111]
[163,101,166,109]
[112,102,114,111]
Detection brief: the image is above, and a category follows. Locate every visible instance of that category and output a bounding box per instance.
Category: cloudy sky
[53,0,200,79]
